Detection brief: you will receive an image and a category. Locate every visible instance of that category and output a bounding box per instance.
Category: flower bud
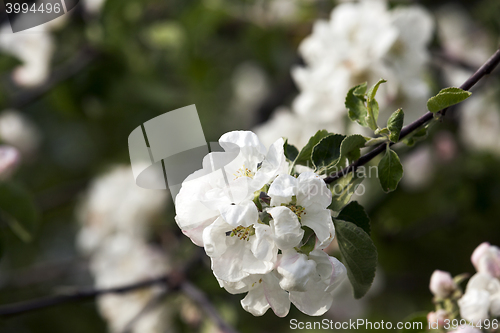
[429,270,457,298]
[471,242,500,278]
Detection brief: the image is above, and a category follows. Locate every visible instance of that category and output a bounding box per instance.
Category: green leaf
[339,135,368,165]
[427,87,472,113]
[333,219,377,299]
[283,138,299,162]
[0,181,39,242]
[378,147,404,193]
[294,130,330,167]
[328,172,365,215]
[337,201,370,235]
[365,79,386,130]
[387,108,404,142]
[312,134,345,171]
[399,312,428,332]
[298,226,316,255]
[345,83,368,127]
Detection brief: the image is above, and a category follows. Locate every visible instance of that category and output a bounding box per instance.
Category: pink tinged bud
[430,270,457,298]
[427,309,448,328]
[0,145,20,180]
[471,242,500,278]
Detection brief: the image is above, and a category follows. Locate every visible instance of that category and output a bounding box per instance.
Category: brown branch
[0,275,171,317]
[0,250,239,333]
[181,281,239,333]
[324,47,500,184]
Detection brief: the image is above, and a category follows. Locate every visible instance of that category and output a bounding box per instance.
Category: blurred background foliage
[0,0,499,332]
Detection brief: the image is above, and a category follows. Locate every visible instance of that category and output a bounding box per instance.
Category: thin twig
[0,275,171,318]
[181,281,239,333]
[121,289,170,333]
[324,47,500,184]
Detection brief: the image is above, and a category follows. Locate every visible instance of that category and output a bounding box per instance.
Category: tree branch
[0,250,239,333]
[181,281,239,333]
[324,46,500,184]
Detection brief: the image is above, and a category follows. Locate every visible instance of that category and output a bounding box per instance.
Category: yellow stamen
[230,225,255,241]
[233,165,254,180]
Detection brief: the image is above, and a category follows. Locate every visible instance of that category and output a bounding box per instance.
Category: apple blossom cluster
[427,242,500,332]
[175,131,347,317]
[255,0,434,148]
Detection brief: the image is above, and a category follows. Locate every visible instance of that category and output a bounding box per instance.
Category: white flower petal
[458,289,490,322]
[241,281,270,316]
[297,172,332,208]
[268,206,304,249]
[268,174,298,206]
[289,279,334,316]
[220,201,259,228]
[251,224,278,262]
[252,138,288,190]
[202,217,232,258]
[301,208,334,250]
[262,273,291,317]
[277,249,316,292]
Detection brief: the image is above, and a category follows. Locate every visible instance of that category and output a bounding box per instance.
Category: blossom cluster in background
[255,0,434,149]
[77,166,173,333]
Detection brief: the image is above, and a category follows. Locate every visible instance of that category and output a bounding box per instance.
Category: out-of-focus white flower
[0,110,41,156]
[429,270,457,299]
[77,165,169,254]
[459,288,491,323]
[0,24,54,87]
[458,272,500,322]
[471,243,500,279]
[0,145,20,180]
[459,89,500,156]
[401,145,434,191]
[427,309,448,328]
[292,0,433,129]
[230,62,269,126]
[77,165,172,332]
[82,0,107,14]
[91,235,173,333]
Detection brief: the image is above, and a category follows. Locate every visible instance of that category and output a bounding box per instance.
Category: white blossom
[175,131,287,247]
[174,130,347,317]
[255,0,434,149]
[77,165,168,254]
[268,172,334,249]
[77,165,172,332]
[0,25,54,87]
[0,145,20,180]
[0,110,41,156]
